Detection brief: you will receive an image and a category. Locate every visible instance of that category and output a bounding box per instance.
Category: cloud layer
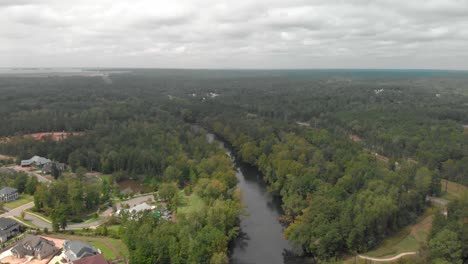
[1,0,467,69]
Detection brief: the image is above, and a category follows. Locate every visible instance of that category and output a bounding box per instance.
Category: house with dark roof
[41,161,66,174]
[0,187,18,202]
[0,218,21,242]
[72,254,111,264]
[11,235,58,260]
[63,240,100,262]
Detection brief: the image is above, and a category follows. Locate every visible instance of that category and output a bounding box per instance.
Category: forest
[0,69,466,263]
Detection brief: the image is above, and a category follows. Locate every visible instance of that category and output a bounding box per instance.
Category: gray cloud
[0,0,467,69]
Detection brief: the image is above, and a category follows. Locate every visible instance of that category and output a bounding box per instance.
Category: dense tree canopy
[0,69,466,262]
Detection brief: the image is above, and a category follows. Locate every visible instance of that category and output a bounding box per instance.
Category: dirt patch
[410,215,433,241]
[11,165,34,171]
[349,134,362,142]
[115,180,151,195]
[0,154,15,161]
[374,153,390,163]
[24,132,85,141]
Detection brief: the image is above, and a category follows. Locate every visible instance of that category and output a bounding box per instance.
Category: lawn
[178,193,205,215]
[363,208,434,258]
[47,233,128,260]
[441,179,468,200]
[25,210,52,223]
[13,216,40,228]
[4,194,33,209]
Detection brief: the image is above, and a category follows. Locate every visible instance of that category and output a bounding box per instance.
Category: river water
[206,133,311,264]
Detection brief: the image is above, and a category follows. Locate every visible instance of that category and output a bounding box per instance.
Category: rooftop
[0,187,18,196]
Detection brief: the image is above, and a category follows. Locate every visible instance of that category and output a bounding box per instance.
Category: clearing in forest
[362,208,434,259]
[441,179,468,200]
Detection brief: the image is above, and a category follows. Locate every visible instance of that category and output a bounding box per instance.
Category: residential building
[11,235,58,260]
[0,187,18,202]
[72,254,111,264]
[0,218,21,242]
[116,202,156,217]
[41,161,66,174]
[20,156,51,167]
[63,240,100,263]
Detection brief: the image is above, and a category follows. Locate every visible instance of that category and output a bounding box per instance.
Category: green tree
[429,229,462,264]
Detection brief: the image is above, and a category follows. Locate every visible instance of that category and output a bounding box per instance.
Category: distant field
[4,194,33,209]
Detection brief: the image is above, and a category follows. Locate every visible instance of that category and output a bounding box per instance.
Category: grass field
[4,194,33,209]
[25,210,52,223]
[441,179,468,200]
[363,208,434,258]
[47,233,128,260]
[178,193,205,215]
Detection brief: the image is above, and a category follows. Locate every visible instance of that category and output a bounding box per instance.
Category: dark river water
[206,133,311,264]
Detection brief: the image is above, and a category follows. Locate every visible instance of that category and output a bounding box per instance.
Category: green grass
[47,233,128,260]
[365,227,417,258]
[25,210,52,223]
[12,216,40,228]
[100,174,113,182]
[363,208,433,258]
[4,194,33,209]
[178,194,205,215]
[91,241,117,259]
[441,179,468,201]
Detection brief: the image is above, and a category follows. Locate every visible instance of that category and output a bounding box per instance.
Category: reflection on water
[206,132,312,264]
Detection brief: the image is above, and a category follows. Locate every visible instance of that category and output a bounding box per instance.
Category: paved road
[0,194,155,230]
[3,166,51,183]
[26,170,51,183]
[427,196,449,206]
[358,252,417,262]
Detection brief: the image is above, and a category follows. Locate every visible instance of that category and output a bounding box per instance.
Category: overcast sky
[1,0,467,69]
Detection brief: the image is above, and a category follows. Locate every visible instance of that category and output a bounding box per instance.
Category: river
[206,132,311,264]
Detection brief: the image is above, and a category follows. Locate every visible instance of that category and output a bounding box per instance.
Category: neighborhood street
[0,194,155,230]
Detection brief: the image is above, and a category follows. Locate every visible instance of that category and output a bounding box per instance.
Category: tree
[415,167,433,196]
[25,176,39,195]
[13,173,28,193]
[51,162,61,179]
[158,182,178,203]
[429,229,462,264]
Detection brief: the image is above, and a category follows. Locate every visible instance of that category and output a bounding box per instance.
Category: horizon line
[1,67,467,72]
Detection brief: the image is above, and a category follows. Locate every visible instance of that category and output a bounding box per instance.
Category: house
[20,160,33,167]
[0,187,18,202]
[20,156,51,167]
[116,202,156,217]
[41,161,66,174]
[11,235,58,260]
[72,254,111,264]
[63,240,100,262]
[0,218,21,242]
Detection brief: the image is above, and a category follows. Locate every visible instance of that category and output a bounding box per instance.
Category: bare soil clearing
[0,131,85,143]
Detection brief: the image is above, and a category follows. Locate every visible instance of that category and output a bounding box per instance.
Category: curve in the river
[206,133,311,264]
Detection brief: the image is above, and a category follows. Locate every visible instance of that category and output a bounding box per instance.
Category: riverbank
[205,131,312,264]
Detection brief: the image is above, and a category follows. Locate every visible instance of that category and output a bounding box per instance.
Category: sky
[1,0,467,69]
